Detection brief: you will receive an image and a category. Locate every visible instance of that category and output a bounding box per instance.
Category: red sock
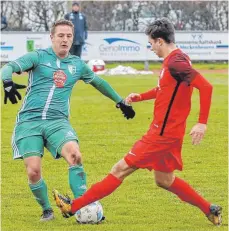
[71,174,122,213]
[168,177,211,215]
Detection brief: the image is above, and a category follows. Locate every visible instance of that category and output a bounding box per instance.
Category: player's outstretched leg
[206,204,222,226]
[53,189,74,218]
[53,173,123,218]
[53,160,134,219]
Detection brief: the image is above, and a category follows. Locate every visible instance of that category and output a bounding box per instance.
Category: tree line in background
[1,1,228,32]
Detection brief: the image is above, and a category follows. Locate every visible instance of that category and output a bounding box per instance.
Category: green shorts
[12,119,78,160]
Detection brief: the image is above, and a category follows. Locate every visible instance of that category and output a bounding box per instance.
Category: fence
[1,31,228,62]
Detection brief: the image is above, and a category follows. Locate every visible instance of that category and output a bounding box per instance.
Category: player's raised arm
[80,61,135,119]
[1,51,39,104]
[167,53,213,145]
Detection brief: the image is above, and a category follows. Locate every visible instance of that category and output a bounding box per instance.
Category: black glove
[3,80,26,104]
[116,100,135,119]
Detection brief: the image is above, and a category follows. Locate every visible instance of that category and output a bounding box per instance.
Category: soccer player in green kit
[1,19,135,221]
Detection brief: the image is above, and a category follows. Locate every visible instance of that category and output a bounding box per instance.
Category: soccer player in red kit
[53,18,222,226]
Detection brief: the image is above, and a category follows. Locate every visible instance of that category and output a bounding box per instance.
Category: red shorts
[124,134,183,172]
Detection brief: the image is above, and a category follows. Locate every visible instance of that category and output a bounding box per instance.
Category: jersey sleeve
[80,61,122,103]
[140,87,158,100]
[167,53,199,84]
[1,51,39,81]
[190,74,213,124]
[90,75,122,103]
[80,61,96,83]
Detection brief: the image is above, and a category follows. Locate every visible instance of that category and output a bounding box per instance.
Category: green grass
[106,61,228,70]
[1,70,228,231]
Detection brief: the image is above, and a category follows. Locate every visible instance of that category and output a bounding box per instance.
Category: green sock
[69,164,87,198]
[29,178,51,211]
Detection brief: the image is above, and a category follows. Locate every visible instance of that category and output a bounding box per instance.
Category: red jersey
[140,49,213,139]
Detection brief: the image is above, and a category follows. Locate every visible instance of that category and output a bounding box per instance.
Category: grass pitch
[1,68,228,231]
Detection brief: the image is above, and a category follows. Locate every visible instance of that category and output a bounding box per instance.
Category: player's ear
[158,38,163,46]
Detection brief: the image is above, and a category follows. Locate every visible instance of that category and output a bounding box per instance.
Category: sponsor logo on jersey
[153,124,159,128]
[128,151,136,156]
[68,65,76,75]
[53,70,67,88]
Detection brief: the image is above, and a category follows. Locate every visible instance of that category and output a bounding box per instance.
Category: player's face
[148,37,163,58]
[51,25,73,58]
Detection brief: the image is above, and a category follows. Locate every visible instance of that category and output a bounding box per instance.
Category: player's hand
[3,80,26,104]
[189,123,207,145]
[116,100,135,119]
[125,93,142,104]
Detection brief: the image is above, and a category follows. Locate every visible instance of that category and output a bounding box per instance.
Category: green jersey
[1,47,122,123]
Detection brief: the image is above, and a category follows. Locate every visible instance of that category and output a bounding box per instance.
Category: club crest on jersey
[53,70,67,88]
[68,65,76,75]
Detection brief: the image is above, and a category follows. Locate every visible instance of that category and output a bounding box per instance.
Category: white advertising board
[1,32,228,62]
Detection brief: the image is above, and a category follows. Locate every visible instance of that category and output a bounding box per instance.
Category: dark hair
[145,18,175,43]
[50,19,74,35]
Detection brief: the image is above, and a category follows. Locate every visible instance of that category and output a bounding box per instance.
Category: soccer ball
[75,201,104,224]
[87,59,105,72]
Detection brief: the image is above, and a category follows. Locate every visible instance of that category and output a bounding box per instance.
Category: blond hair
[50,19,74,35]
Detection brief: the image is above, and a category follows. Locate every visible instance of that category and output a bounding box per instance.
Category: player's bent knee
[66,152,82,165]
[155,180,166,188]
[27,168,41,182]
[110,159,134,181]
[61,142,82,165]
[154,171,175,189]
[110,168,125,180]
[67,154,81,165]
[155,179,173,189]
[110,163,121,176]
[72,154,81,165]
